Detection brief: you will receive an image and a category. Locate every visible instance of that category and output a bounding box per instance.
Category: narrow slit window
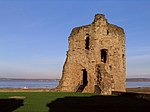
[101,49,107,63]
[122,54,125,58]
[107,30,109,35]
[85,36,90,50]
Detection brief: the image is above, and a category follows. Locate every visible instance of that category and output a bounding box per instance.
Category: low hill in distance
[0,78,150,82]
[126,78,150,82]
[0,78,60,82]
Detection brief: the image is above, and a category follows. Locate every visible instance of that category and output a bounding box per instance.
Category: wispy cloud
[127,45,150,57]
[0,55,64,79]
[127,54,150,61]
[127,54,150,78]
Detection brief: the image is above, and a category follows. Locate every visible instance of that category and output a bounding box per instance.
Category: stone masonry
[58,14,126,95]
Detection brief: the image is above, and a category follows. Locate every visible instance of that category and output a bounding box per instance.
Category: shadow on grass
[47,95,150,112]
[0,99,23,112]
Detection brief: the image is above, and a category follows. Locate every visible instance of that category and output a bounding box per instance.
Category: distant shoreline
[0,87,150,94]
[0,88,53,92]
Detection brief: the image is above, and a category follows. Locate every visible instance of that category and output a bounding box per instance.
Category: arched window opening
[85,36,90,50]
[101,49,107,63]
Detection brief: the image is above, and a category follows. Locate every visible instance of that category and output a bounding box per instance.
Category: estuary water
[126,82,150,88]
[0,80,59,89]
[0,79,150,88]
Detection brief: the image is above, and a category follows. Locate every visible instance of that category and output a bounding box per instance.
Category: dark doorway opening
[101,49,107,63]
[85,36,89,50]
[82,69,88,86]
[76,69,88,92]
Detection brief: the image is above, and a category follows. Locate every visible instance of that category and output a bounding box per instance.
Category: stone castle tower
[58,14,126,95]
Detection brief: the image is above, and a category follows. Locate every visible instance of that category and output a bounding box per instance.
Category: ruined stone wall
[58,14,126,95]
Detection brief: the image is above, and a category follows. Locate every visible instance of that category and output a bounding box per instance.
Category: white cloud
[127,54,150,62]
[127,54,150,78]
[0,56,63,79]
[127,46,150,55]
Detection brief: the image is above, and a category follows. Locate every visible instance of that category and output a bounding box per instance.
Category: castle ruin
[58,14,126,95]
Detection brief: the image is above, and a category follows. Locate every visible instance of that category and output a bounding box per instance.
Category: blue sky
[0,0,150,79]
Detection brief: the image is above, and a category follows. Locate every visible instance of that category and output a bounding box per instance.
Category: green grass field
[0,92,95,112]
[1,91,150,112]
